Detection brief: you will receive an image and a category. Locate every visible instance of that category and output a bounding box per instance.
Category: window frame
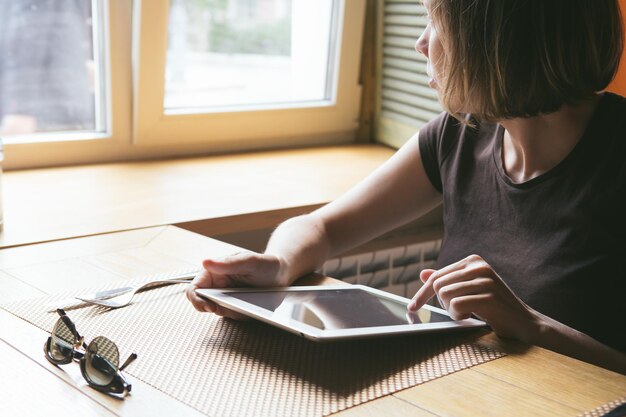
[133,0,366,150]
[3,0,367,170]
[3,0,133,170]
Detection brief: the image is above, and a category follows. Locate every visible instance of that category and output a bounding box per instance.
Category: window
[2,0,366,169]
[2,0,131,170]
[134,0,365,148]
[0,1,106,140]
[375,1,442,148]
[164,0,334,110]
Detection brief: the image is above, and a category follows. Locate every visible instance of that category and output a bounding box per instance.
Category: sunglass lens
[84,336,119,386]
[50,318,75,362]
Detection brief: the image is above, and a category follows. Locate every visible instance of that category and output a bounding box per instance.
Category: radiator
[320,239,442,299]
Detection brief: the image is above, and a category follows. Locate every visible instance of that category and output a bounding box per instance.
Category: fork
[75,274,198,309]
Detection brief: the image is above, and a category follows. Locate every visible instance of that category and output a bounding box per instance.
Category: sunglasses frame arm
[56,309,84,345]
[43,310,88,366]
[119,352,138,372]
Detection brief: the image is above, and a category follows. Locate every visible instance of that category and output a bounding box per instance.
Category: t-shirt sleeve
[418,112,449,193]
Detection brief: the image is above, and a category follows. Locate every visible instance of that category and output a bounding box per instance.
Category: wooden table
[1,226,624,417]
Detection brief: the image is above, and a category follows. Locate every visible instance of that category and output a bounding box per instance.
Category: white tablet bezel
[196,285,487,341]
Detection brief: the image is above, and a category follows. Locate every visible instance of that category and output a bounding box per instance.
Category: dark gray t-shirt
[418,92,626,351]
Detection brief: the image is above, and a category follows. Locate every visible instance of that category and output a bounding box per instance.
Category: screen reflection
[227,289,451,330]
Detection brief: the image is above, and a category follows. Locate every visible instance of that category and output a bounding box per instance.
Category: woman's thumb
[202,252,254,274]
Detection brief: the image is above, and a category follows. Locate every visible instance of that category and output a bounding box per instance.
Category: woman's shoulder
[597,91,626,124]
[595,92,626,150]
[590,92,626,189]
[420,112,499,137]
[419,112,498,161]
[601,91,626,113]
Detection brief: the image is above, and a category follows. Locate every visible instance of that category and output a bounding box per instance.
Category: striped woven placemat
[2,280,504,417]
[579,397,626,417]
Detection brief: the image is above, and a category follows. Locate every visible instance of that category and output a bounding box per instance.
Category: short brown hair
[430,0,624,120]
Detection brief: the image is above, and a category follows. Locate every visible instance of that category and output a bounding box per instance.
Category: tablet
[195,285,487,341]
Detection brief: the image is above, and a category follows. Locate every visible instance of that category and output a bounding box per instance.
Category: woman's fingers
[420,269,436,283]
[186,270,217,312]
[408,259,474,311]
[186,283,217,313]
[407,273,445,312]
[408,269,436,310]
[436,276,495,309]
[188,252,276,317]
[408,255,495,311]
[213,304,252,321]
[408,269,435,307]
[437,278,493,309]
[186,267,238,312]
[447,294,491,321]
[186,283,250,319]
[202,252,255,275]
[406,254,538,341]
[201,253,282,286]
[186,277,247,318]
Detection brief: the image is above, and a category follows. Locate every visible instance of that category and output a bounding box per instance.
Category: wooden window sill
[0,145,396,249]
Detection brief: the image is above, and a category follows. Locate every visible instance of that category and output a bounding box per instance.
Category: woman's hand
[408,254,542,343]
[186,251,288,319]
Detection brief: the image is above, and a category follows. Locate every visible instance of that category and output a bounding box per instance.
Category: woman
[187,0,626,373]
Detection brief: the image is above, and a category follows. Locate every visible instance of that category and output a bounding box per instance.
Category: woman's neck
[498,94,601,183]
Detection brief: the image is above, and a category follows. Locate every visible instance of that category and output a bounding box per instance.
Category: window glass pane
[165,0,336,112]
[0,0,105,139]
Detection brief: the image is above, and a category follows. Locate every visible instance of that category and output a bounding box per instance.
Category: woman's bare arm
[265,133,442,284]
[188,133,441,314]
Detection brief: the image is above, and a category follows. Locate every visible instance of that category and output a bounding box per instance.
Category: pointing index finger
[407,258,469,311]
[408,277,435,311]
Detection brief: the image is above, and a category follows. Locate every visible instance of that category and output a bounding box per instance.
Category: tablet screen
[226,288,451,330]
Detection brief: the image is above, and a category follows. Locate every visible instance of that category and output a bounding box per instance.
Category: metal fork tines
[75,275,197,309]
